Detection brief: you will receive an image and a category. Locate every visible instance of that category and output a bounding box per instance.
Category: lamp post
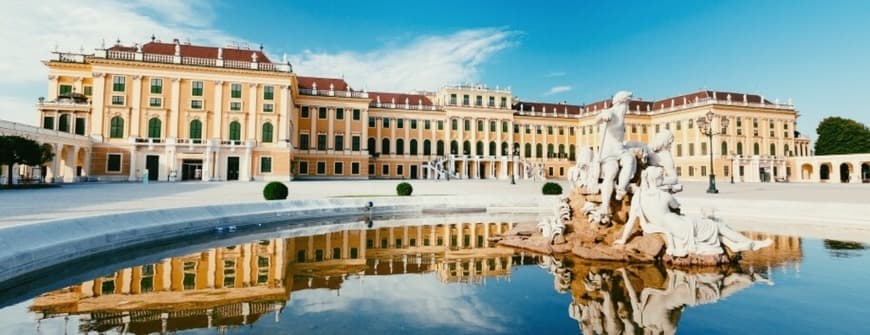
[510,148,519,184]
[696,110,729,194]
[729,152,735,184]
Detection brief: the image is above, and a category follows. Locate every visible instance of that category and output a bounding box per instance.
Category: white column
[130,76,142,137]
[404,119,410,155]
[279,85,290,143]
[390,118,396,155]
[376,116,383,152]
[496,119,503,158]
[247,83,258,140]
[327,107,335,150]
[345,108,351,154]
[91,73,106,140]
[361,109,370,152]
[169,78,181,139]
[213,81,224,140]
[202,145,212,181]
[241,141,253,181]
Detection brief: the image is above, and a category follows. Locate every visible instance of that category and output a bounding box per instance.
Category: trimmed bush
[396,182,413,196]
[263,181,289,200]
[542,182,563,195]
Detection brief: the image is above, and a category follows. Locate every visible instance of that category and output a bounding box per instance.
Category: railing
[143,53,174,63]
[37,100,91,109]
[91,49,293,73]
[51,52,86,63]
[299,88,369,98]
[369,101,440,111]
[0,119,91,142]
[107,50,136,60]
[181,56,217,67]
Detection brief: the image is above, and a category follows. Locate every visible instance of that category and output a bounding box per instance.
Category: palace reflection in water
[28,225,801,334]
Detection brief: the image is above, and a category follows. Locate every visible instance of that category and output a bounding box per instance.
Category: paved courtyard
[1,179,868,241]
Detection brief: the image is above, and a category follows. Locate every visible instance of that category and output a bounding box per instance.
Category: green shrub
[263,181,289,200]
[396,182,413,196]
[542,182,562,195]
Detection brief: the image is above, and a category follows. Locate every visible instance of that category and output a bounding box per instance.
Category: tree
[815,117,870,155]
[0,136,54,185]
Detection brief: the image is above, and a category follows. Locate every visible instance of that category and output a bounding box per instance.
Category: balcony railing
[369,101,440,111]
[298,88,369,99]
[92,49,293,73]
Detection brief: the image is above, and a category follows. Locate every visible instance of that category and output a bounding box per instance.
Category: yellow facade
[36,41,809,182]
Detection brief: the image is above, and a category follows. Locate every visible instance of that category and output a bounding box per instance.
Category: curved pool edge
[0,195,557,284]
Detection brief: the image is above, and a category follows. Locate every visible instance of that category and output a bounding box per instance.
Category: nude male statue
[594,91,637,220]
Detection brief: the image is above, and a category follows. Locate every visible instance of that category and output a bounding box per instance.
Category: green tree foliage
[0,136,54,185]
[815,117,870,155]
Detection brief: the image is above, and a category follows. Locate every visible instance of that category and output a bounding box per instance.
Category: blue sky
[2,1,868,140]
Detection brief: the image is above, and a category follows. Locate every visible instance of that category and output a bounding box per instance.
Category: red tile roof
[296,76,350,91]
[108,41,272,63]
[369,91,433,107]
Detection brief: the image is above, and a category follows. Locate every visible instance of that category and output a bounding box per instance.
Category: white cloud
[288,28,518,92]
[545,85,572,96]
[0,0,242,124]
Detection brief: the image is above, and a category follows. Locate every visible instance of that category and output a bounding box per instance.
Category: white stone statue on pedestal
[588,91,637,224]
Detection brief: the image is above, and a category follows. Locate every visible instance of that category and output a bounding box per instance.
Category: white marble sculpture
[569,90,772,259]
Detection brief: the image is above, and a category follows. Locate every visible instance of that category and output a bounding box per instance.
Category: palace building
[31,39,813,183]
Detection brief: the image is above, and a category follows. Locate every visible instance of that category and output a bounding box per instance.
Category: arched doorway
[840,163,852,183]
[801,164,813,181]
[820,164,831,181]
[862,163,870,182]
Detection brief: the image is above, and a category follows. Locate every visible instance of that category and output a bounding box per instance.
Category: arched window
[525,143,532,158]
[770,143,776,156]
[463,141,471,155]
[59,114,70,132]
[423,140,431,155]
[382,138,391,154]
[753,143,760,156]
[536,144,543,158]
[784,144,790,156]
[148,118,162,139]
[502,142,509,156]
[569,144,576,160]
[547,144,554,158]
[189,119,202,141]
[489,141,496,157]
[109,116,124,139]
[721,141,728,156]
[396,138,405,155]
[437,140,445,155]
[368,137,376,155]
[736,142,743,155]
[450,140,458,155]
[410,139,418,155]
[261,122,273,143]
[558,144,565,158]
[229,121,241,141]
[476,141,484,156]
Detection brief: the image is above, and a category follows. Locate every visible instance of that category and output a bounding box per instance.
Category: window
[676,121,682,130]
[500,97,507,108]
[191,100,203,109]
[462,94,469,106]
[111,96,125,105]
[316,162,326,175]
[112,76,125,92]
[262,123,273,143]
[489,96,495,107]
[424,120,431,130]
[336,108,344,120]
[397,164,404,176]
[148,118,161,138]
[689,143,695,156]
[229,121,241,141]
[260,157,272,173]
[352,136,360,151]
[192,81,203,96]
[503,122,509,133]
[230,102,241,111]
[58,84,72,95]
[263,103,274,112]
[351,162,360,175]
[559,127,564,135]
[230,83,241,98]
[536,126,542,134]
[676,144,683,157]
[397,118,404,129]
[110,117,123,138]
[335,135,344,150]
[42,116,54,129]
[438,120,444,130]
[189,120,202,140]
[317,134,327,150]
[299,161,309,174]
[724,165,730,177]
[318,107,327,119]
[475,95,482,106]
[150,79,162,94]
[334,162,344,175]
[451,119,458,130]
[382,164,389,175]
[352,109,361,120]
[75,118,86,135]
[58,114,70,132]
[569,127,575,136]
[383,118,390,128]
[149,97,162,107]
[548,126,553,135]
[301,106,310,118]
[688,119,694,129]
[368,164,374,175]
[477,120,483,132]
[410,119,417,129]
[299,133,309,150]
[107,154,122,172]
[83,86,92,96]
[701,142,707,155]
[368,117,375,127]
[525,125,531,134]
[490,121,496,132]
[396,139,405,155]
[701,166,707,177]
[450,94,457,105]
[263,86,274,100]
[333,248,341,259]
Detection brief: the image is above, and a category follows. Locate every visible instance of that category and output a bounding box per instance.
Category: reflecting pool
[0,220,867,334]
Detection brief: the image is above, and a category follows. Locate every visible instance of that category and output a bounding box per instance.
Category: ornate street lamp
[696,110,730,194]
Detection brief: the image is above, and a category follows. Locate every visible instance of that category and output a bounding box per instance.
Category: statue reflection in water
[556,263,772,335]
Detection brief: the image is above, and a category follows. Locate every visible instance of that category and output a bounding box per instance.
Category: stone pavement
[0,179,868,237]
